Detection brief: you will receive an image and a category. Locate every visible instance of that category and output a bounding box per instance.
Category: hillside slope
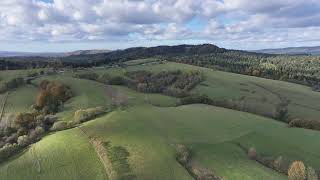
[1,60,320,179]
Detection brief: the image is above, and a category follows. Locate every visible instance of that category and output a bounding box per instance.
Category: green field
[0,128,107,180]
[1,60,320,179]
[90,60,320,120]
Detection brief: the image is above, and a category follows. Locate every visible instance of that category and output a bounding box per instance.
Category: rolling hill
[1,59,320,179]
[0,49,111,57]
[253,46,320,55]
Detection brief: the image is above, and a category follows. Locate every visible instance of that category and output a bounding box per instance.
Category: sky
[0,0,320,52]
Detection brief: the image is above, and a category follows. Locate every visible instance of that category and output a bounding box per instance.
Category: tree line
[169,51,320,89]
[2,44,320,89]
[75,70,204,98]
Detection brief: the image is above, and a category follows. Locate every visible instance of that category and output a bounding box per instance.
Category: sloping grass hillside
[1,60,320,179]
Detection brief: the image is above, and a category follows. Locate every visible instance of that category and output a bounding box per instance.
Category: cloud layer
[0,0,319,50]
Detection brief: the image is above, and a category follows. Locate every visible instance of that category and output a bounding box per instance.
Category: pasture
[0,59,320,179]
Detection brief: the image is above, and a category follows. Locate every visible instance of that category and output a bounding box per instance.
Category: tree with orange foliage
[35,80,72,113]
[288,161,306,180]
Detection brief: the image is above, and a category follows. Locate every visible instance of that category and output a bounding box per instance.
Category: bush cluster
[0,113,55,162]
[0,80,71,163]
[50,106,108,132]
[74,106,107,123]
[175,144,222,180]
[246,147,318,180]
[180,94,213,105]
[246,147,291,174]
[289,119,320,131]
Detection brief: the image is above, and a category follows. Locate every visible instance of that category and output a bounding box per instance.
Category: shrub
[175,144,190,164]
[245,146,291,174]
[0,143,19,162]
[288,161,306,180]
[17,127,28,136]
[247,147,257,160]
[50,121,69,131]
[5,133,18,144]
[44,115,58,124]
[306,166,318,180]
[74,107,106,123]
[274,102,289,121]
[289,119,320,131]
[180,94,213,105]
[271,156,290,174]
[29,126,45,142]
[17,135,30,147]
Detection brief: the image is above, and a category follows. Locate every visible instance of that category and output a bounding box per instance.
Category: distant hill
[253,46,320,55]
[0,49,111,57]
[0,51,62,57]
[65,49,112,56]
[62,44,228,62]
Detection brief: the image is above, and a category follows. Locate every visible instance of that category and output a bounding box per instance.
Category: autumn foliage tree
[288,161,306,180]
[36,80,72,113]
[14,113,36,129]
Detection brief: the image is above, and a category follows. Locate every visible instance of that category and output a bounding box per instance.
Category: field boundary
[175,144,222,180]
[77,127,117,180]
[250,82,290,120]
[0,92,9,122]
[249,82,287,103]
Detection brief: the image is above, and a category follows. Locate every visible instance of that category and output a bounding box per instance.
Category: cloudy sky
[0,0,320,52]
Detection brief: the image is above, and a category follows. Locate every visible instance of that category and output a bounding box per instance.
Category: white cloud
[0,0,319,50]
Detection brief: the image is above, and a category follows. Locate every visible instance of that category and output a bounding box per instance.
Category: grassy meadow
[0,59,320,179]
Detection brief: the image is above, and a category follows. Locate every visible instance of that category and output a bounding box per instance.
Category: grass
[91,61,320,120]
[191,142,286,180]
[72,104,320,179]
[5,85,37,114]
[0,69,43,82]
[34,76,112,121]
[103,142,135,179]
[0,128,107,180]
[124,58,160,66]
[1,61,320,179]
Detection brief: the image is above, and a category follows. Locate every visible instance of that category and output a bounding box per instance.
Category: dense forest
[1,44,320,89]
[170,51,320,89]
[75,70,204,98]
